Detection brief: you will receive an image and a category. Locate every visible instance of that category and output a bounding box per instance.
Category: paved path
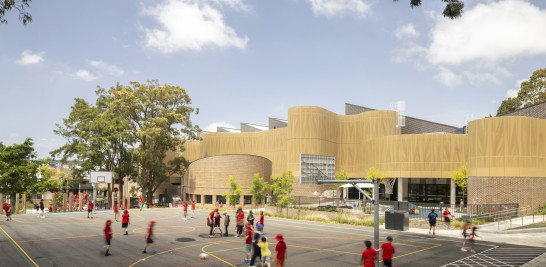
[1,209,545,267]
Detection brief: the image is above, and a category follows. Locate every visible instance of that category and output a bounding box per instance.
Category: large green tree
[270,171,296,208]
[497,68,546,116]
[393,0,464,19]
[31,166,62,196]
[1,0,32,25]
[108,80,200,202]
[223,176,244,207]
[52,88,137,204]
[249,173,269,207]
[0,138,41,198]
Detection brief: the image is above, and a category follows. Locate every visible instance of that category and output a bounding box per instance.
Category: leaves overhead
[0,138,41,196]
[0,0,32,25]
[393,0,464,19]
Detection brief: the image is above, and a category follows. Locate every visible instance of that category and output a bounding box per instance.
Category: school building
[171,102,546,212]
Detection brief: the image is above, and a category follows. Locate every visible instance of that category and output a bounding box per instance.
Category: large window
[300,154,335,184]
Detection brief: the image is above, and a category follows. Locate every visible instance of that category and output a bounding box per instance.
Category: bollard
[15,193,20,215]
[69,192,73,212]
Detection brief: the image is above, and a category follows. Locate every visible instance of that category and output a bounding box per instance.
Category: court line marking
[202,242,237,267]
[0,225,39,267]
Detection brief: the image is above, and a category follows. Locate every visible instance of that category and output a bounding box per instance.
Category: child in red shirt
[191,200,196,218]
[377,236,395,267]
[274,233,286,267]
[103,220,113,256]
[236,208,245,237]
[88,201,94,219]
[361,240,377,267]
[142,221,157,254]
[122,209,130,235]
[3,203,11,221]
[212,210,223,236]
[243,222,253,263]
[114,204,119,222]
[182,200,188,220]
[443,208,452,229]
[259,211,265,232]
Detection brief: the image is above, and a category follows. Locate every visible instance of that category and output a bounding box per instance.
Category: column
[22,194,26,214]
[15,193,20,214]
[212,195,217,207]
[239,195,244,207]
[450,178,456,207]
[69,192,73,212]
[52,193,56,212]
[0,194,3,214]
[79,194,83,211]
[397,179,403,202]
[63,193,67,212]
[201,194,205,207]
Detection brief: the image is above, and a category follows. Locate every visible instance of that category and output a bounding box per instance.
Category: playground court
[0,208,544,267]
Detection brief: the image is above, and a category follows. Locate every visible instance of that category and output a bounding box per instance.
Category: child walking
[468,226,479,253]
[259,236,272,267]
[249,232,262,267]
[121,209,130,235]
[191,200,196,218]
[223,212,230,237]
[142,221,157,254]
[361,240,377,267]
[443,208,451,229]
[103,220,113,256]
[274,234,286,267]
[182,200,188,220]
[88,200,94,219]
[377,236,395,267]
[259,211,265,232]
[113,204,119,222]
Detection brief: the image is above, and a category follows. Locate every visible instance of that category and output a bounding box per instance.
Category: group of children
[242,221,286,267]
[361,237,396,267]
[102,208,158,256]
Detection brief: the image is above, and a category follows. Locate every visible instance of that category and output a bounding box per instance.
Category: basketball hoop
[381,178,397,195]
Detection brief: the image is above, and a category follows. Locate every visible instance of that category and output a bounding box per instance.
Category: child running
[39,199,45,218]
[182,200,188,220]
[443,208,451,229]
[376,236,395,267]
[467,226,479,253]
[243,222,253,263]
[427,209,439,235]
[259,211,265,232]
[274,234,286,267]
[103,220,113,256]
[121,209,130,235]
[142,221,157,254]
[361,240,377,267]
[461,221,470,252]
[259,236,272,267]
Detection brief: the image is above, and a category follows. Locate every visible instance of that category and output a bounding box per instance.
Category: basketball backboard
[90,171,113,184]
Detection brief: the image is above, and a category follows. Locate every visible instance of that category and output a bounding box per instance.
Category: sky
[1,0,546,158]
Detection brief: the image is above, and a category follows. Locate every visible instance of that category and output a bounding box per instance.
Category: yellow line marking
[392,244,443,260]
[202,242,237,267]
[0,225,39,267]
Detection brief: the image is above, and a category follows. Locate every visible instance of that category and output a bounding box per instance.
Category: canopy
[339,183,374,188]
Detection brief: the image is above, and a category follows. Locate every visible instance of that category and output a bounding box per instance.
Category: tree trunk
[147,190,153,206]
[107,184,112,209]
[119,178,124,208]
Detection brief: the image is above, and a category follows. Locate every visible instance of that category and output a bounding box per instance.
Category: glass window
[300,154,335,184]
[216,195,226,205]
[244,195,252,205]
[205,195,213,204]
[196,195,201,203]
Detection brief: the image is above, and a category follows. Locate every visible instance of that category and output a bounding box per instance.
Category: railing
[396,202,520,221]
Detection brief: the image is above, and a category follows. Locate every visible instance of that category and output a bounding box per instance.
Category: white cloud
[89,60,124,76]
[427,0,546,65]
[307,0,371,18]
[74,69,99,81]
[141,0,249,53]
[391,42,426,63]
[435,66,462,88]
[394,24,419,40]
[204,121,235,132]
[506,89,518,98]
[16,50,45,65]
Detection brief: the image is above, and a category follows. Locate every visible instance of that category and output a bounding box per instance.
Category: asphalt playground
[0,208,544,267]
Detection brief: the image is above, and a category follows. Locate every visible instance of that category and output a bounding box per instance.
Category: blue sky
[1,0,546,158]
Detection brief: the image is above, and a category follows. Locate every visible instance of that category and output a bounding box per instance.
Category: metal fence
[386,202,520,221]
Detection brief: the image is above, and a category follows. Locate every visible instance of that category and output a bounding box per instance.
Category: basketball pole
[92,183,96,214]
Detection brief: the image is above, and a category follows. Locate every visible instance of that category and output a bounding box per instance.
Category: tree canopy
[394,0,464,19]
[496,68,546,116]
[452,165,467,196]
[1,0,32,25]
[0,138,41,196]
[249,173,269,206]
[270,171,296,208]
[223,175,244,207]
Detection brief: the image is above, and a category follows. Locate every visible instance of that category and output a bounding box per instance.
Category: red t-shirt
[443,211,451,219]
[380,242,395,261]
[138,197,142,203]
[122,213,129,224]
[237,211,244,223]
[275,241,286,259]
[147,226,154,239]
[245,229,253,244]
[183,203,188,211]
[114,205,118,212]
[214,214,221,224]
[260,214,264,224]
[362,248,377,267]
[191,203,195,209]
[104,226,112,240]
[88,202,94,210]
[3,204,10,213]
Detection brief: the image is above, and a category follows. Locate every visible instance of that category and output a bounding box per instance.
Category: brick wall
[499,101,546,120]
[468,177,546,213]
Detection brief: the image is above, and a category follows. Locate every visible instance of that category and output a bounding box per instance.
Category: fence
[390,202,520,221]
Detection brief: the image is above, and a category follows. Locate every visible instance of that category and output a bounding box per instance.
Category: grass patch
[508,222,546,230]
[264,211,383,227]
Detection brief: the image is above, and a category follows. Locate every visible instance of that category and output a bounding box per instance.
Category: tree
[496,68,546,116]
[32,166,62,196]
[270,171,296,208]
[0,138,41,198]
[393,0,464,19]
[223,176,244,207]
[108,80,200,203]
[249,173,269,208]
[452,165,467,196]
[52,89,139,205]
[0,0,32,25]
